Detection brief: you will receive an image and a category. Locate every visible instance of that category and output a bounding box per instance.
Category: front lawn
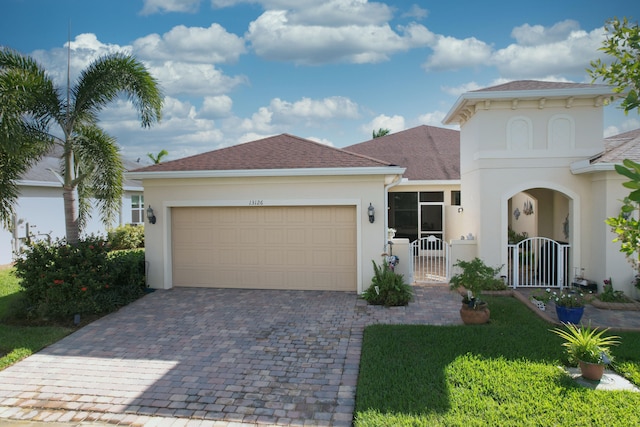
[0,267,72,370]
[355,295,640,426]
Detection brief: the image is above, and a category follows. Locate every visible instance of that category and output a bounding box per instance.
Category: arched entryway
[505,187,574,288]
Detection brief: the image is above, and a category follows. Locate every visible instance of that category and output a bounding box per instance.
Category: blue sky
[2,0,639,163]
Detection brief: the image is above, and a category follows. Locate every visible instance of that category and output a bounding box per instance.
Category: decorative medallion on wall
[513,208,521,220]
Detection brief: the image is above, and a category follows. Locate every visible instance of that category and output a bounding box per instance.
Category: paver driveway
[0,287,462,426]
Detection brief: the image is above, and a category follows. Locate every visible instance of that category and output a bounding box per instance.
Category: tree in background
[589,17,640,114]
[0,47,163,244]
[372,128,391,138]
[147,149,168,164]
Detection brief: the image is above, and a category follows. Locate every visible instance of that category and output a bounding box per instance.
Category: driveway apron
[0,286,462,426]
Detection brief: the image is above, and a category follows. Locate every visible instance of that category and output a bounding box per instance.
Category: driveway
[0,287,462,426]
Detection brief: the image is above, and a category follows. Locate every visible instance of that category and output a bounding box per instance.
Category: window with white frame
[131,195,144,224]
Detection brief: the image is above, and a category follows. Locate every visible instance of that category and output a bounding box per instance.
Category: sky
[2,0,639,164]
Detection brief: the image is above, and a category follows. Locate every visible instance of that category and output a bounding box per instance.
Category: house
[127,134,404,293]
[442,80,639,297]
[131,80,640,298]
[0,145,145,265]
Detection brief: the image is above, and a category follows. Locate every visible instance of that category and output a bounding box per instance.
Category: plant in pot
[551,322,620,381]
[449,257,504,324]
[551,290,589,324]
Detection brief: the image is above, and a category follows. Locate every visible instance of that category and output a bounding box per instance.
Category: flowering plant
[530,288,553,304]
[552,290,588,308]
[598,278,628,302]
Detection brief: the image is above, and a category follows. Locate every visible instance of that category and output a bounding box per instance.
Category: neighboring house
[0,145,145,265]
[127,134,404,293]
[131,80,640,297]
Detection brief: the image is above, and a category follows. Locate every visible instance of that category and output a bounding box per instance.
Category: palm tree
[147,149,169,164]
[372,128,390,138]
[0,47,163,244]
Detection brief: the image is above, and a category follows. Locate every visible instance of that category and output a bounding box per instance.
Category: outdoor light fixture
[147,205,157,225]
[368,203,375,223]
[458,207,464,213]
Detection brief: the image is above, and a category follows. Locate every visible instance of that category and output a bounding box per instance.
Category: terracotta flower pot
[459,303,490,324]
[579,360,605,381]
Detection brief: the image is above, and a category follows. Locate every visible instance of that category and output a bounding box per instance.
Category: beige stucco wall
[459,102,605,280]
[142,173,395,294]
[590,170,638,296]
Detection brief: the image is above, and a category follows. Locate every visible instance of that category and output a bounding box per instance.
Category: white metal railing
[410,236,450,284]
[508,237,570,288]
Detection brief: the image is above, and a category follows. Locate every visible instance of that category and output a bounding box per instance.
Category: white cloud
[362,114,405,136]
[199,95,233,118]
[441,82,484,97]
[416,111,446,127]
[148,61,247,96]
[133,23,246,63]
[491,26,605,79]
[140,0,200,15]
[246,10,432,64]
[269,96,360,124]
[511,20,581,46]
[423,35,492,71]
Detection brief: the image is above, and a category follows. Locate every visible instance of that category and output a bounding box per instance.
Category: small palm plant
[551,322,620,365]
[362,260,413,307]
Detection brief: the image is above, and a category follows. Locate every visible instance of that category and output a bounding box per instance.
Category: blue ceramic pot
[555,305,584,324]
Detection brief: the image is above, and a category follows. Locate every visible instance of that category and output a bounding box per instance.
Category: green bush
[107,224,145,250]
[13,237,146,320]
[362,260,413,307]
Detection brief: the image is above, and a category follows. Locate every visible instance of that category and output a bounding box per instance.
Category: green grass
[355,295,640,426]
[0,268,72,370]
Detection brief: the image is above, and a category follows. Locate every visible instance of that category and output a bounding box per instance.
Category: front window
[131,195,144,224]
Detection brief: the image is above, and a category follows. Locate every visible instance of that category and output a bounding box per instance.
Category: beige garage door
[172,206,357,291]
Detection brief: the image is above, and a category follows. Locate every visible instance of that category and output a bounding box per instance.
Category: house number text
[249,200,264,206]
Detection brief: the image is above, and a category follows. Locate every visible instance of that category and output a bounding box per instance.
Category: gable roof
[444,80,616,125]
[128,133,404,179]
[344,125,460,181]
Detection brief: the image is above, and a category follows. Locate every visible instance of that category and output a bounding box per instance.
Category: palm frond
[72,52,163,129]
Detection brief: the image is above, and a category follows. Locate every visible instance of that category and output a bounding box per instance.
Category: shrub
[14,236,146,320]
[362,260,413,307]
[107,224,145,250]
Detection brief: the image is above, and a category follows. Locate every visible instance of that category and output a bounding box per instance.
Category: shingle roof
[592,128,640,164]
[344,125,460,180]
[131,133,392,172]
[472,80,608,92]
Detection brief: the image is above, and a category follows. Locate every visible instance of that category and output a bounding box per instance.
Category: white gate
[508,237,570,288]
[410,235,450,284]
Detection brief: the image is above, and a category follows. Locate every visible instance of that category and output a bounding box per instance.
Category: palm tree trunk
[63,185,80,245]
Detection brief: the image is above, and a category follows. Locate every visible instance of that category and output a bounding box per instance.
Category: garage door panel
[172,206,356,290]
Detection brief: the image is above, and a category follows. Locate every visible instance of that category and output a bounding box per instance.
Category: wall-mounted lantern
[147,205,157,225]
[368,203,375,223]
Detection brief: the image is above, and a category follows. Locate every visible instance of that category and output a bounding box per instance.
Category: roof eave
[570,160,616,174]
[126,166,406,180]
[443,86,618,125]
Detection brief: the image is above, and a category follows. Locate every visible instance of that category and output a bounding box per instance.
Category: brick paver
[0,285,462,426]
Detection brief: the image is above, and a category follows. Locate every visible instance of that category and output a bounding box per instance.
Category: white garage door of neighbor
[172,206,357,291]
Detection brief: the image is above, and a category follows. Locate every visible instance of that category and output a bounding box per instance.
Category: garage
[171,205,357,291]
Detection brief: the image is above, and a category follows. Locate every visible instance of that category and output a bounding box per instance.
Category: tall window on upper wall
[388,192,418,242]
[131,195,144,224]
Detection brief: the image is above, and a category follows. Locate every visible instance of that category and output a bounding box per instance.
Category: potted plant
[449,257,504,324]
[551,322,620,381]
[550,290,588,324]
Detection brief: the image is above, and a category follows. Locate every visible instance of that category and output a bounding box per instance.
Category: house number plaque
[249,200,264,206]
